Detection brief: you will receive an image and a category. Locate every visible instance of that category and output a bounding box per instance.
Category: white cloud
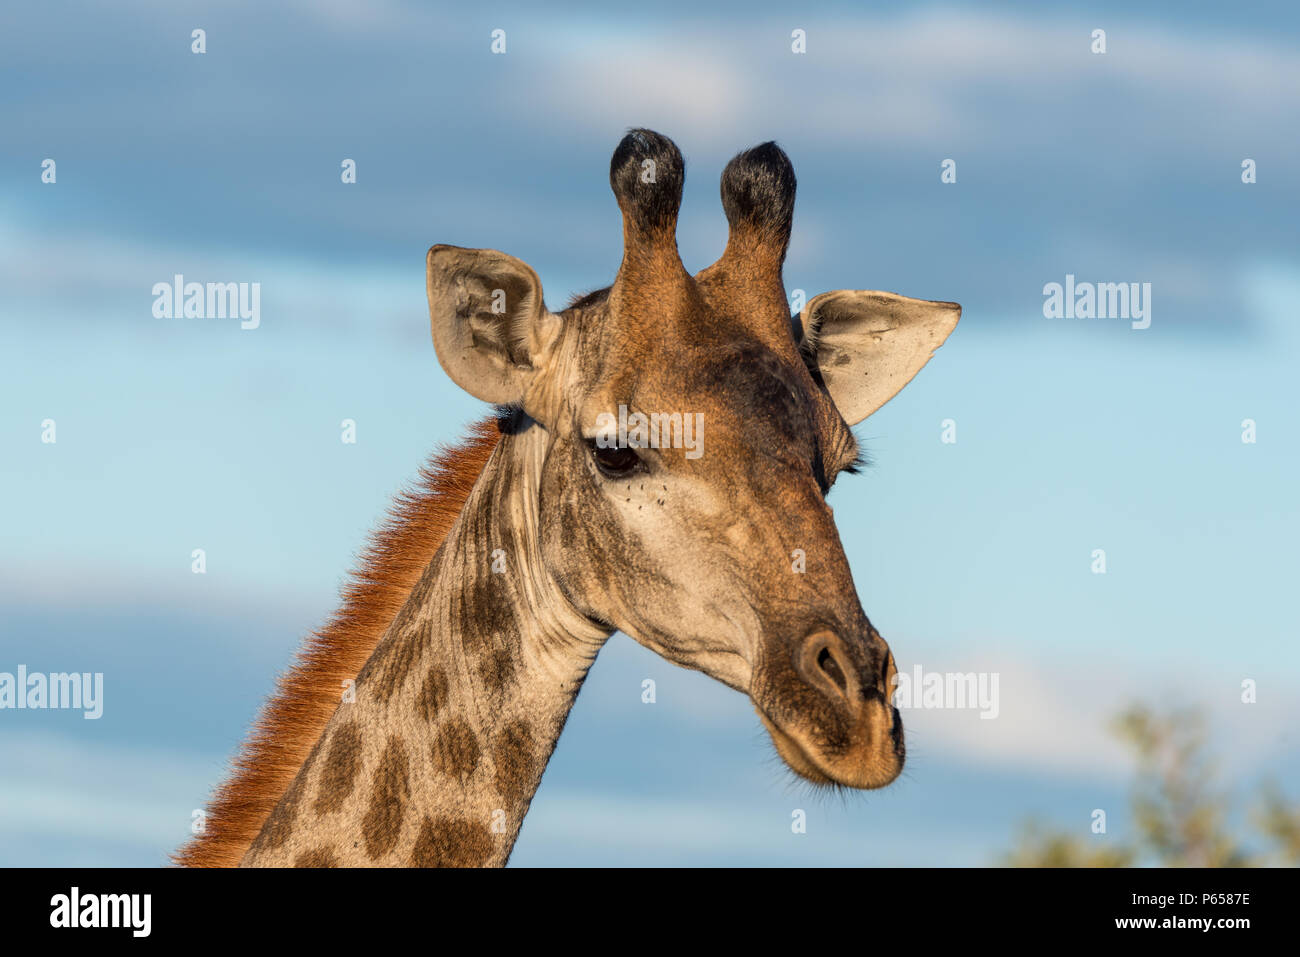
[898,650,1300,781]
[511,10,1300,154]
[0,730,216,856]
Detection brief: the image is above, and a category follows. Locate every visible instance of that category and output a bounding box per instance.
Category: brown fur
[367,624,424,704]
[409,815,495,868]
[173,418,501,867]
[313,720,362,815]
[431,717,481,782]
[362,736,411,859]
[476,647,516,697]
[492,719,537,807]
[294,847,338,868]
[414,665,450,723]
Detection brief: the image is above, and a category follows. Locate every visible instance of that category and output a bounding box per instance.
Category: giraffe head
[426,130,958,790]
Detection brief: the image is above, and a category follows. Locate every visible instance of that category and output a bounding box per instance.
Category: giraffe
[175,129,960,867]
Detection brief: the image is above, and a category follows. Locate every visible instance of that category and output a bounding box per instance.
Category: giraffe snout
[754,627,905,790]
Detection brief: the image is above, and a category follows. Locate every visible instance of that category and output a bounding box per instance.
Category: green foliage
[1002,704,1298,867]
[1002,820,1135,868]
[1255,784,1300,866]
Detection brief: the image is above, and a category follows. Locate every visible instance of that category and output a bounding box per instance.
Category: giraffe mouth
[754,701,905,790]
[757,711,836,786]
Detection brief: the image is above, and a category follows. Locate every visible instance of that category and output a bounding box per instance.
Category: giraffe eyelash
[841,450,867,475]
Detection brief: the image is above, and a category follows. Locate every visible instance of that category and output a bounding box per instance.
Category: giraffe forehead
[577,240,794,362]
[581,337,829,457]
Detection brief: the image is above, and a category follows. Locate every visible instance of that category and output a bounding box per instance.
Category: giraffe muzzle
[754,628,905,789]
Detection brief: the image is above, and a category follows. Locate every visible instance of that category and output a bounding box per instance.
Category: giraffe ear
[426,245,564,413]
[795,290,960,425]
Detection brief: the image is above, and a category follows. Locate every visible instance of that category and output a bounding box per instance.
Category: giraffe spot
[432,717,481,783]
[362,736,411,860]
[409,814,495,867]
[415,666,449,723]
[477,647,516,697]
[492,719,536,807]
[294,847,338,868]
[455,570,517,656]
[314,720,362,816]
[367,626,424,704]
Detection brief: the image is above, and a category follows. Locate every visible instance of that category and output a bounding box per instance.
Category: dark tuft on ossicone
[720,141,796,250]
[609,128,685,236]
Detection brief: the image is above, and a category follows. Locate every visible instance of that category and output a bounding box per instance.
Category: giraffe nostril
[799,631,863,705]
[816,645,849,696]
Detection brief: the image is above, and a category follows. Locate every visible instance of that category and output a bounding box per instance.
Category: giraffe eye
[588,441,643,478]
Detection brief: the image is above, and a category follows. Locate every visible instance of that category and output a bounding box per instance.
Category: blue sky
[1,0,1298,866]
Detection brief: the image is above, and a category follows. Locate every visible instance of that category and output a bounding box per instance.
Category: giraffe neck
[242,420,610,866]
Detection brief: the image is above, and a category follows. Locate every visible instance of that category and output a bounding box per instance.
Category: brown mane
[173,417,502,867]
